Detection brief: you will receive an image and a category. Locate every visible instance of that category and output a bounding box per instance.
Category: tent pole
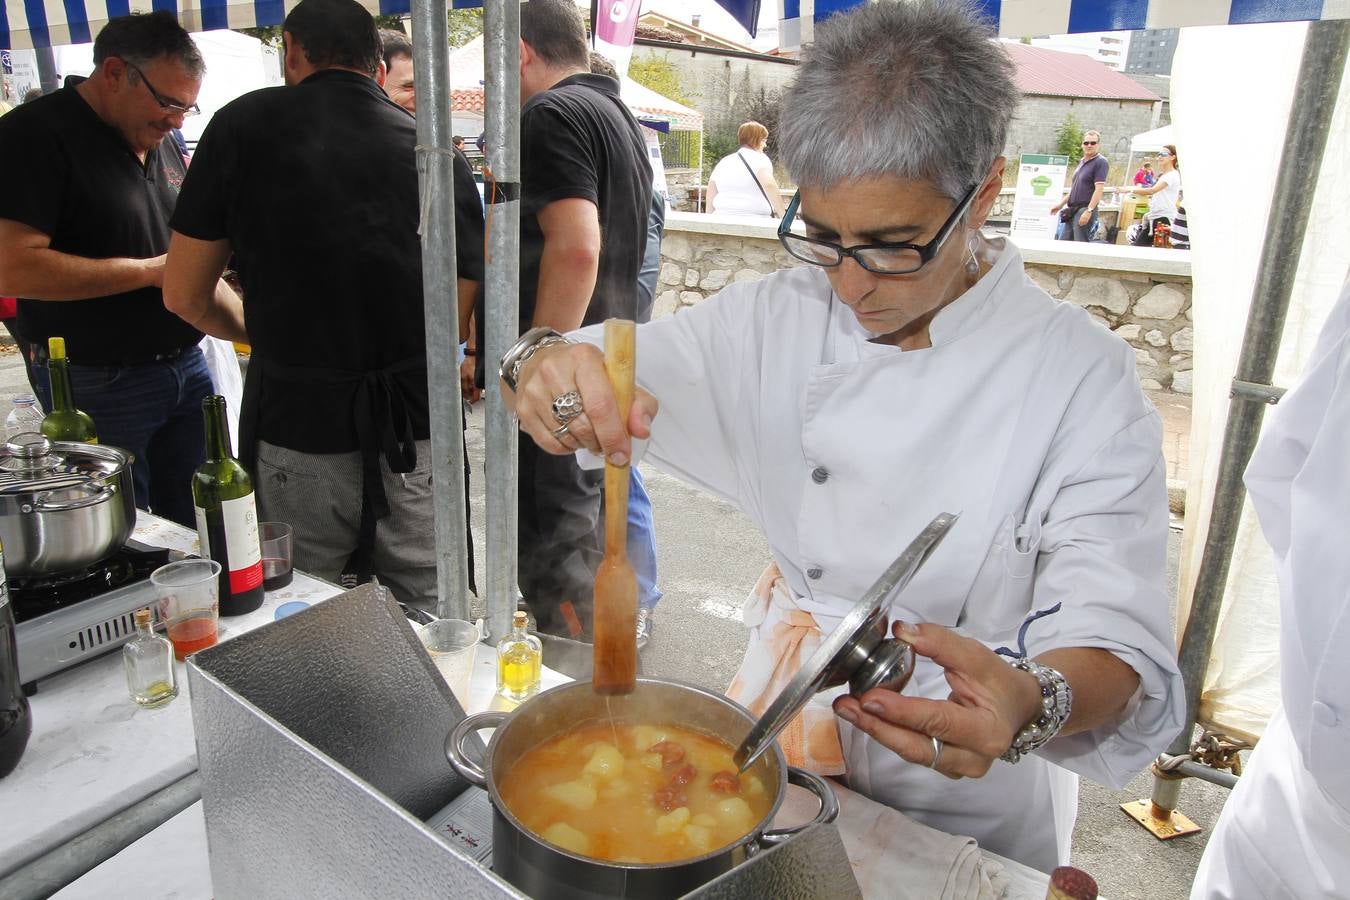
[412,0,472,620]
[481,0,522,641]
[1148,18,1349,816]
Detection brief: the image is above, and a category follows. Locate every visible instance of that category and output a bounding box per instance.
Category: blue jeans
[1056,206,1098,242]
[628,467,662,611]
[32,348,213,528]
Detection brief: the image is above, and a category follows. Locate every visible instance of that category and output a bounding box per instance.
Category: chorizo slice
[709,771,740,794]
[648,740,686,768]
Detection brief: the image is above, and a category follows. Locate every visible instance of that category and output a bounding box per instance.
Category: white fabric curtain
[1174,22,1350,744]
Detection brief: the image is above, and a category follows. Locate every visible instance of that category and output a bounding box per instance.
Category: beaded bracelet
[1000,657,1073,764]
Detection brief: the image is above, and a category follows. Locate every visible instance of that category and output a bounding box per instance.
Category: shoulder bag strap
[737,151,778,219]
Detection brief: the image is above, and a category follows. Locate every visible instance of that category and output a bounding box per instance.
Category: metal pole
[1152,19,1349,804]
[412,0,472,620]
[482,0,522,641]
[34,46,59,95]
[0,773,200,897]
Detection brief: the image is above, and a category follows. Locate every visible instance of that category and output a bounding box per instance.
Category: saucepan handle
[445,710,507,787]
[33,482,118,512]
[759,766,840,846]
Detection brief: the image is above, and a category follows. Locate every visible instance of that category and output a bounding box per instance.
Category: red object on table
[0,297,16,320]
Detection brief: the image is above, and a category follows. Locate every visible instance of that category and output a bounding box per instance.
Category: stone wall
[1006,94,1160,185]
[632,44,800,140]
[656,214,1193,393]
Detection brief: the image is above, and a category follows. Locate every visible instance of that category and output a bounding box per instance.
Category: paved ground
[0,345,1223,899]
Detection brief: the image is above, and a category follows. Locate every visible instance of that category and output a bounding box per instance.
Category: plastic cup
[259,522,293,591]
[151,559,222,662]
[418,619,480,706]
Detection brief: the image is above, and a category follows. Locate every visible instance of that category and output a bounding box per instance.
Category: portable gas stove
[13,539,177,693]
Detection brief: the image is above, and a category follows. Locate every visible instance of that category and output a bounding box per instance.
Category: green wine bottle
[40,337,98,444]
[192,395,264,616]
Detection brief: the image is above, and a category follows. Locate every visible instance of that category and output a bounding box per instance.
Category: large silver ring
[551,390,584,426]
[929,736,943,770]
[552,422,572,440]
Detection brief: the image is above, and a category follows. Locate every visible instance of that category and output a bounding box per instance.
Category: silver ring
[929,736,943,770]
[551,422,572,440]
[551,390,584,426]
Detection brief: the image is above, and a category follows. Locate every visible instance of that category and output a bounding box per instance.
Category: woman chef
[1190,277,1350,899]
[499,0,1184,873]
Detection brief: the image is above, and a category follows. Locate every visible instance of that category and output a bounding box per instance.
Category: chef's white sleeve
[1019,410,1186,788]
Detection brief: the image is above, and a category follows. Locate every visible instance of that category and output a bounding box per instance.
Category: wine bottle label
[194,495,263,594]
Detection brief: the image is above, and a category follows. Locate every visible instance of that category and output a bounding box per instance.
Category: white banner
[1009,153,1068,241]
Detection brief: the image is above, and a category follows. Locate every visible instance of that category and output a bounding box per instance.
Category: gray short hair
[779,0,1018,200]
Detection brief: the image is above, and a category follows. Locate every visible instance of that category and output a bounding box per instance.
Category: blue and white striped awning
[0,0,478,50]
[776,0,1350,50]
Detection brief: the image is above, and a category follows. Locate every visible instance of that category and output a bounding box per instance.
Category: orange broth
[498,723,774,864]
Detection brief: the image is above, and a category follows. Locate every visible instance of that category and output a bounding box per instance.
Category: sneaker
[635,607,654,650]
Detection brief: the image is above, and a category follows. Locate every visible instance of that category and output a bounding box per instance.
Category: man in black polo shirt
[0,12,217,527]
[163,0,438,609]
[512,0,652,638]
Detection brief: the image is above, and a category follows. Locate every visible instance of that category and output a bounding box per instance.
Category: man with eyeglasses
[1050,129,1109,242]
[0,12,222,528]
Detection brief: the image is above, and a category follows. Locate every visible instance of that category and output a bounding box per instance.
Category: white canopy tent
[1131,123,1174,153]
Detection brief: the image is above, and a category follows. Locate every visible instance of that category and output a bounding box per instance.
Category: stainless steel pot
[446,679,838,900]
[0,434,136,576]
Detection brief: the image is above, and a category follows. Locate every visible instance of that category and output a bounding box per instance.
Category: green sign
[1021,154,1070,166]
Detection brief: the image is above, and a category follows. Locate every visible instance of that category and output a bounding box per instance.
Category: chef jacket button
[806,566,823,580]
[1313,701,1339,728]
[811,467,829,484]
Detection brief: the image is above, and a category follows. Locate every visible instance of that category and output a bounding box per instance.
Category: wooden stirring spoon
[592,318,638,695]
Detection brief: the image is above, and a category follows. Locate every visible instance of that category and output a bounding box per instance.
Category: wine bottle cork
[1046,866,1098,900]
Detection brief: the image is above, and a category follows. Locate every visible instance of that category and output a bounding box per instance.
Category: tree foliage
[627,57,692,106]
[1056,114,1084,167]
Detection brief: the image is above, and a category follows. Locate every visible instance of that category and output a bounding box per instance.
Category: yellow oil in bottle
[496,611,542,701]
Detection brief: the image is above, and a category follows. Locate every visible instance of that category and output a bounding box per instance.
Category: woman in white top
[706,121,786,217]
[501,0,1183,873]
[1130,144,1181,245]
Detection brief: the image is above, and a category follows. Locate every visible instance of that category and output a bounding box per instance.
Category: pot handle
[33,482,118,512]
[759,767,840,847]
[445,710,508,787]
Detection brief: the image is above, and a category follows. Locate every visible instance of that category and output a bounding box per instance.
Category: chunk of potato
[541,822,591,856]
[715,797,754,833]
[683,823,714,854]
[691,813,717,829]
[632,725,669,752]
[743,775,765,796]
[543,780,597,811]
[582,743,626,779]
[654,806,691,836]
[639,752,664,771]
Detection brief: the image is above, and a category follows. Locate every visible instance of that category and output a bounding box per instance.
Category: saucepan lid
[0,433,131,494]
[732,511,959,772]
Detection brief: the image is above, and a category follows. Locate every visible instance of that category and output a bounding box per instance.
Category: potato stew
[498,722,774,864]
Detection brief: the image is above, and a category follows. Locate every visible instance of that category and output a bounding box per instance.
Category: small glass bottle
[496,611,542,702]
[123,608,178,709]
[4,395,44,440]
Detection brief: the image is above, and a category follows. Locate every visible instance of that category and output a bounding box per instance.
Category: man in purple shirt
[1051,129,1108,241]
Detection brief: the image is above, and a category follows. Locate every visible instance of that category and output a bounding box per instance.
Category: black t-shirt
[171,70,428,453]
[453,146,485,284]
[519,73,652,332]
[0,87,202,364]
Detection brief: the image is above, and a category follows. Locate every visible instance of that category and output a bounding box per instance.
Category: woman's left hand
[832,622,1043,779]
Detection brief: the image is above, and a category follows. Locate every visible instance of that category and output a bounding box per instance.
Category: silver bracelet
[999,658,1072,764]
[499,326,573,392]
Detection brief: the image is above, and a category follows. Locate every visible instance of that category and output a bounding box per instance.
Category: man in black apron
[162,0,440,609]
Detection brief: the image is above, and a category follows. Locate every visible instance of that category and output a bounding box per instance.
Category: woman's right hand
[510,341,659,465]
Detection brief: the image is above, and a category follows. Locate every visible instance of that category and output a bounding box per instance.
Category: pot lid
[0,433,129,494]
[732,511,959,772]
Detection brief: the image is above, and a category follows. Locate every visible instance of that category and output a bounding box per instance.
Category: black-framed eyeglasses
[1082,140,1098,145]
[777,183,979,276]
[124,61,200,117]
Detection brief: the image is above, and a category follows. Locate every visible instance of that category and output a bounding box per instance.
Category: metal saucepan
[446,679,838,900]
[0,434,136,576]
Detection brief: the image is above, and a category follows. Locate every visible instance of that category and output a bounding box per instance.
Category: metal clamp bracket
[1230,379,1286,405]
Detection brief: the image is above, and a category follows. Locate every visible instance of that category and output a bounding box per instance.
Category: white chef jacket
[576,239,1184,871]
[1191,281,1350,899]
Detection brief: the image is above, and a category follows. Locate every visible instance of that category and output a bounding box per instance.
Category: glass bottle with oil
[496,610,542,702]
[123,608,178,708]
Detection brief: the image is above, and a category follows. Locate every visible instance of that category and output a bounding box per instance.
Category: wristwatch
[999,657,1073,764]
[499,326,572,393]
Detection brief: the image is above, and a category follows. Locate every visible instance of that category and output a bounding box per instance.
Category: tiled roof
[1002,42,1161,101]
